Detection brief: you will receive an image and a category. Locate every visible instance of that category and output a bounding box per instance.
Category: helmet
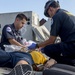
[44,0,59,17]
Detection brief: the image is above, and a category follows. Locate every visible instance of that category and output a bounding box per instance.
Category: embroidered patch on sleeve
[6,27,12,32]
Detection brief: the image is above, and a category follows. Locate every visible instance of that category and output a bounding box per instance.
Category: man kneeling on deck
[28,0,75,67]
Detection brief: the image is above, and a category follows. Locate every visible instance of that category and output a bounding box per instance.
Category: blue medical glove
[28,43,37,50]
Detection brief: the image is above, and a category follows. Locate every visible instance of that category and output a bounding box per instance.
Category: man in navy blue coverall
[28,0,75,66]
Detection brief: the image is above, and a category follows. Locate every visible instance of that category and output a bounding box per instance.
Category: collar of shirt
[11,23,19,32]
[56,9,60,14]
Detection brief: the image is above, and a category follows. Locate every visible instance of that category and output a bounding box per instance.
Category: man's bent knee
[16,60,28,66]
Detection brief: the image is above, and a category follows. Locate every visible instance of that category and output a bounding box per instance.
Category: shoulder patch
[6,27,12,32]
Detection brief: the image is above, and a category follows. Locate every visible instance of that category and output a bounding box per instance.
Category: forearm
[38,36,56,48]
[38,39,53,48]
[9,39,24,47]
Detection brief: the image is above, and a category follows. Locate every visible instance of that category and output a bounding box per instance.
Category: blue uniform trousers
[43,42,75,66]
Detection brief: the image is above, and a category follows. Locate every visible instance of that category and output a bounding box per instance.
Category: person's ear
[16,18,20,22]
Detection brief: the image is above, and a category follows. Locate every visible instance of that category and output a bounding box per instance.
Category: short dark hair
[16,13,28,21]
[49,1,60,8]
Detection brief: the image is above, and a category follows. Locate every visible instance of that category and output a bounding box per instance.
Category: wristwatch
[36,44,39,48]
